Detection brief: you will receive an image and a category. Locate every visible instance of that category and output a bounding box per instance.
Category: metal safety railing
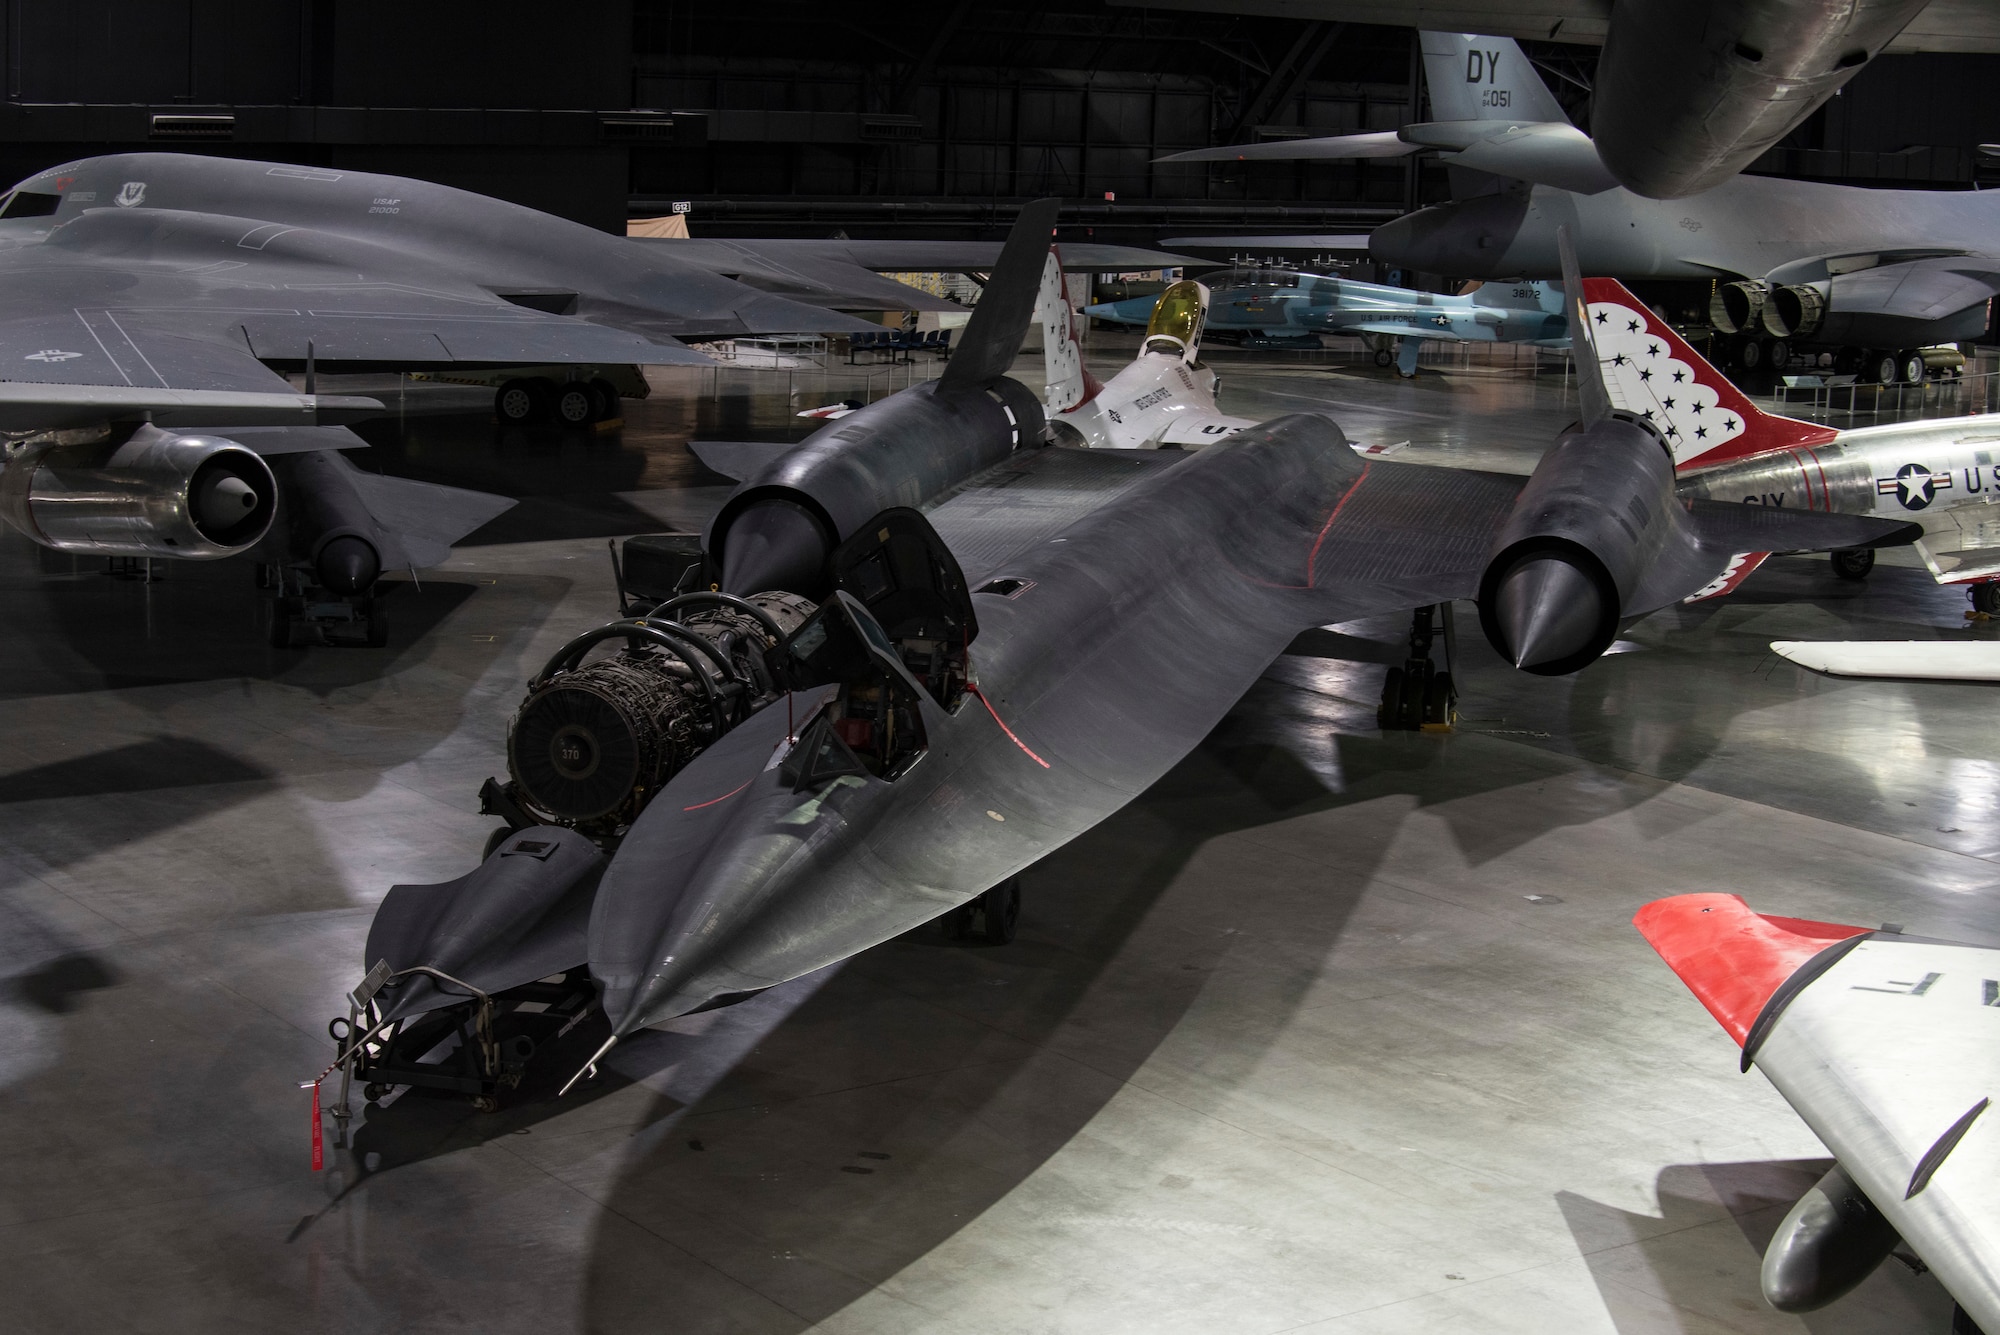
[1766,365,2000,424]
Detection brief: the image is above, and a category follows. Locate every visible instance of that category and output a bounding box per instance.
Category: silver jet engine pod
[0,422,277,558]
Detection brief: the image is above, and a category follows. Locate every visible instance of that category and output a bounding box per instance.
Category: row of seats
[848,328,953,364]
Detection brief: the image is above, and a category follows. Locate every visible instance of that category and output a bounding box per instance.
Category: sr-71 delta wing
[1637,893,2000,1332]
[321,239,1915,1113]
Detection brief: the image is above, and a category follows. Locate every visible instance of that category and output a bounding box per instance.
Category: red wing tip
[1635,894,1869,1046]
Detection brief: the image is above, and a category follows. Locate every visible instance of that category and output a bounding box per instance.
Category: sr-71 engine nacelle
[0,423,276,559]
[1477,413,1676,676]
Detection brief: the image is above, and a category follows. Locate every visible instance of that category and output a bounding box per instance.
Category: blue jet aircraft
[1086,270,1568,376]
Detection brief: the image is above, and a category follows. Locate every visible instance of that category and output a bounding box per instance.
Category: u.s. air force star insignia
[1877,462,1952,510]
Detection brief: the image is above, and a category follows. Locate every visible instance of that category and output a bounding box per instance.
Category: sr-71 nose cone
[586,680,996,1038]
[1490,552,1607,673]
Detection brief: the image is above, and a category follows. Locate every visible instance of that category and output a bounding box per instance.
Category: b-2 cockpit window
[0,190,61,219]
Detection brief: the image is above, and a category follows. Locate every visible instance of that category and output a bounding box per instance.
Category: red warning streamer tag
[310,1081,323,1172]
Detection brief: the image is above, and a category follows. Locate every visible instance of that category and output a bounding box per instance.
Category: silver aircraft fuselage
[1681,415,2000,584]
[1374,175,2000,289]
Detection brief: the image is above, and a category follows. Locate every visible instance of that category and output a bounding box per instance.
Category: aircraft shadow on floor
[287,670,1447,1323]
[1557,1160,1953,1333]
[0,738,275,1018]
[550,657,1615,1330]
[1296,556,1977,864]
[0,537,483,699]
[349,382,820,547]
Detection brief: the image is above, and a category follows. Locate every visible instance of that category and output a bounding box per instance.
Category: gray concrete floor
[2,341,1995,1333]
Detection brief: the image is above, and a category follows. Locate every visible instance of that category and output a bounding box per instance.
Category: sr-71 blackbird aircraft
[1637,893,2000,1332]
[0,152,1185,647]
[319,226,1913,1114]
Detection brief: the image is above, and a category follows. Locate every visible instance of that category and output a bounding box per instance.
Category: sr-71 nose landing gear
[1378,603,1457,731]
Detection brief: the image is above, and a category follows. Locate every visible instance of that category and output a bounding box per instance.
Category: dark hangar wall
[0,1,1992,242]
[0,0,633,229]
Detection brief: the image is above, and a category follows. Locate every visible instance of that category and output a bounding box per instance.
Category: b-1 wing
[1637,894,2000,1327]
[1160,118,1618,194]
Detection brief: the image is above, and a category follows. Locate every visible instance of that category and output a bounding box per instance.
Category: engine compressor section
[486,589,816,840]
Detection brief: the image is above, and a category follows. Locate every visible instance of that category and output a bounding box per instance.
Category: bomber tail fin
[1578,278,1838,469]
[937,198,1063,393]
[1039,246,1104,412]
[1418,32,1569,125]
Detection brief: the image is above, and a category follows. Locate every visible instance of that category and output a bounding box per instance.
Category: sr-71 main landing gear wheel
[1380,605,1457,731]
[977,877,1021,944]
[1378,666,1408,728]
[945,876,1021,944]
[1423,671,1455,727]
[1831,548,1875,580]
[1974,583,2000,616]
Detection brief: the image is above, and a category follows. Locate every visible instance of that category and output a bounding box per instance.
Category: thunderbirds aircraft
[321,234,1909,1111]
[1637,893,2000,1331]
[1084,271,1567,376]
[1581,276,2000,613]
[1042,277,1252,448]
[1163,31,2000,381]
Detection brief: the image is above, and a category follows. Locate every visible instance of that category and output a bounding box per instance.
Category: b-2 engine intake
[0,423,276,558]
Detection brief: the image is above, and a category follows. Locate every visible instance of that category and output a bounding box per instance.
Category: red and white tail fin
[1580,279,1837,471]
[1039,247,1103,413]
[1633,893,1869,1046]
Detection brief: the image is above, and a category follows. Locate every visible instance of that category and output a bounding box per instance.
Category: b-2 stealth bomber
[0,151,904,645]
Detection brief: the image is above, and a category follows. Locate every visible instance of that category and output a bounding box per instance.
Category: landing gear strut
[1379,604,1457,731]
[261,564,390,648]
[945,876,1021,945]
